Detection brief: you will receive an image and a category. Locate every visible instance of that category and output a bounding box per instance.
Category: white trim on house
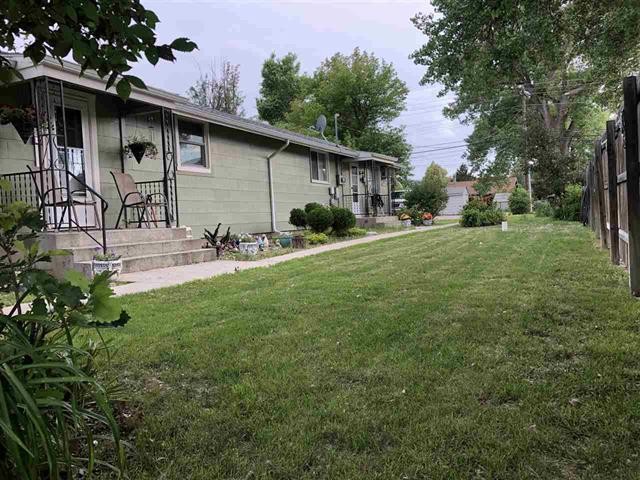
[174,116,211,174]
[310,150,330,184]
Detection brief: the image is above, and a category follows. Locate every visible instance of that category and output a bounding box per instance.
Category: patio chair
[111,171,168,229]
[27,165,101,230]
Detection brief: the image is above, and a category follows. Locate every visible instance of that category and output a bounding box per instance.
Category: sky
[130,0,473,179]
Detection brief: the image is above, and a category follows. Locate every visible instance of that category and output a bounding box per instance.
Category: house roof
[448,177,518,195]
[446,185,469,195]
[4,54,399,164]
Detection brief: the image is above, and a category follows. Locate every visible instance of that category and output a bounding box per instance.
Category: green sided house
[0,54,402,275]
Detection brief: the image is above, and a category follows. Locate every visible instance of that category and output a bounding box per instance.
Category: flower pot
[92,259,123,279]
[9,117,34,144]
[278,236,292,248]
[422,219,433,226]
[401,219,412,227]
[239,241,259,255]
[129,143,147,163]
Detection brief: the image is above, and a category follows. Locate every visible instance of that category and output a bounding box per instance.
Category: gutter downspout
[266,140,290,232]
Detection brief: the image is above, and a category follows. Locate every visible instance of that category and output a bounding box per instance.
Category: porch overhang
[4,54,364,159]
[350,152,401,167]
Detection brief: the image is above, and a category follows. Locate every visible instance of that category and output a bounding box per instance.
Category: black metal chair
[27,165,101,230]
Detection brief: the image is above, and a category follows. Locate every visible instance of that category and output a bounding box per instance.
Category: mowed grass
[104,216,640,479]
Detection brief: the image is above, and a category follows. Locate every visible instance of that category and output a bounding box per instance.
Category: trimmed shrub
[289,208,307,228]
[307,232,329,245]
[553,183,583,221]
[304,202,323,214]
[330,206,356,235]
[509,186,530,214]
[307,206,334,233]
[534,200,553,217]
[460,199,505,227]
[347,227,367,237]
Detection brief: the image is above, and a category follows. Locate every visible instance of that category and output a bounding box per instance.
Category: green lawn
[105,216,640,479]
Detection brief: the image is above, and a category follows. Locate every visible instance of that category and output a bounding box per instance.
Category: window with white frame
[310,150,329,183]
[177,119,207,168]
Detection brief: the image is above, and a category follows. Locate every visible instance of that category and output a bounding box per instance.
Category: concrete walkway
[112,223,456,296]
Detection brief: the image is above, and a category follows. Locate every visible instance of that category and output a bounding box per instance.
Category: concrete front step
[40,227,191,249]
[75,247,218,276]
[71,238,206,262]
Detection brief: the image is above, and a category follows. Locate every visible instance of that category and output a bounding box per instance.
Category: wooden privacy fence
[585,75,640,295]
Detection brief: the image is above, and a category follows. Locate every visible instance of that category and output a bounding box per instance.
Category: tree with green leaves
[454,163,475,181]
[187,59,245,116]
[262,48,413,181]
[256,52,303,124]
[0,0,198,100]
[404,162,448,215]
[410,1,638,196]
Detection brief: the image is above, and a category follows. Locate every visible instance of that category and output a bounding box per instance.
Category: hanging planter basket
[0,105,36,144]
[124,136,158,164]
[10,117,35,144]
[129,143,147,163]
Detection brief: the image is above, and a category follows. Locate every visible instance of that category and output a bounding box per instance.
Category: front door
[56,100,96,227]
[350,165,361,215]
[50,100,98,227]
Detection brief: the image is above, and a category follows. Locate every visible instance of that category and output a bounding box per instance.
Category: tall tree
[0,0,197,99]
[410,0,638,196]
[275,48,413,181]
[405,162,449,215]
[187,59,245,116]
[256,52,302,124]
[454,163,475,181]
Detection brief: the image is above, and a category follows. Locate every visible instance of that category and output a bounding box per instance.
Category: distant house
[442,185,469,215]
[443,177,518,214]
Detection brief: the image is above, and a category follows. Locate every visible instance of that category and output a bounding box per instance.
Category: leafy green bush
[347,227,367,237]
[460,199,505,227]
[307,232,329,245]
[0,200,129,478]
[508,186,530,214]
[534,200,554,217]
[330,206,356,235]
[404,162,449,215]
[553,183,583,221]
[306,206,334,233]
[289,208,307,228]
[304,202,323,214]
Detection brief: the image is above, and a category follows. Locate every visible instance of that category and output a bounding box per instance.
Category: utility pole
[334,113,340,142]
[521,85,533,212]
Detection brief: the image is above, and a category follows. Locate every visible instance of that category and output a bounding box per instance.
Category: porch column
[160,107,178,227]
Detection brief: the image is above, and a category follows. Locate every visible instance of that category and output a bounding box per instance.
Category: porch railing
[0,168,109,253]
[342,193,392,216]
[135,178,175,227]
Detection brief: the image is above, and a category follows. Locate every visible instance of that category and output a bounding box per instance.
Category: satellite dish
[312,114,328,140]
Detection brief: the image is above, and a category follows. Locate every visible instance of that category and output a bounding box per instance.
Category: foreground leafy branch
[0,199,130,478]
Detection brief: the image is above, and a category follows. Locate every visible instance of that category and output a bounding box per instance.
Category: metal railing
[135,178,175,227]
[0,168,109,253]
[342,193,392,216]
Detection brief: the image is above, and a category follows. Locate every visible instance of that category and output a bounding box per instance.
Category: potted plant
[123,135,158,164]
[0,104,36,144]
[399,212,412,228]
[92,250,123,279]
[422,212,433,226]
[238,233,259,255]
[277,235,292,248]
